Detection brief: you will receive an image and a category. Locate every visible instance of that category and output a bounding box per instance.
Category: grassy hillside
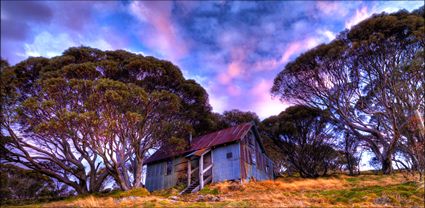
[9,172,424,208]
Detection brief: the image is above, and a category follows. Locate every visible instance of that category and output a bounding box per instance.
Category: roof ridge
[191,122,252,141]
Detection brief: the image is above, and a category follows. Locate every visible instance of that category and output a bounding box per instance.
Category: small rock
[206,194,214,201]
[374,196,391,205]
[196,195,205,202]
[196,194,221,202]
[118,196,142,202]
[211,196,221,201]
[169,196,179,201]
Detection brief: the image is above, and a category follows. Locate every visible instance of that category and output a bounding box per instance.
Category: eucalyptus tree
[16,78,180,191]
[1,59,109,194]
[1,47,217,192]
[222,110,260,126]
[76,79,181,190]
[340,133,362,175]
[272,9,424,174]
[261,105,339,178]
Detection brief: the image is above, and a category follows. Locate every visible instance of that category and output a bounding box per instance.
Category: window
[166,160,172,175]
[226,152,233,159]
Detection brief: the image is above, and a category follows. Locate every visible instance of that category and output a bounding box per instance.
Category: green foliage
[222,110,260,127]
[6,46,216,137]
[108,188,150,198]
[63,63,100,79]
[345,177,362,183]
[151,185,184,197]
[1,58,9,68]
[209,109,260,131]
[199,186,220,195]
[319,182,423,205]
[141,201,156,208]
[261,105,339,177]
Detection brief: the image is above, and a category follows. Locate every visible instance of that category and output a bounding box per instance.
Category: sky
[1,1,423,119]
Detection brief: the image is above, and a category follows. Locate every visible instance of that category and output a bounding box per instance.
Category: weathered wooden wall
[212,143,241,182]
[240,129,274,181]
[145,157,187,191]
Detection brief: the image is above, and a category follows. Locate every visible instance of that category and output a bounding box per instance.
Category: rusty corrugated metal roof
[144,122,253,164]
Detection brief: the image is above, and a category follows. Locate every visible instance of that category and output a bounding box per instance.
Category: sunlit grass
[7,172,424,208]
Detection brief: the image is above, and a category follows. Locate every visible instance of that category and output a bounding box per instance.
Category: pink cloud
[280,42,303,64]
[218,61,244,84]
[345,6,370,29]
[211,35,324,117]
[250,79,290,119]
[129,1,187,62]
[217,48,247,84]
[316,1,348,17]
[227,85,241,96]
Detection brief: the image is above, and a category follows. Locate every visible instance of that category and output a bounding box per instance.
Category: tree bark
[381,154,393,175]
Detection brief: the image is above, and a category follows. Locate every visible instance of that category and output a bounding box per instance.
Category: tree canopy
[272,9,424,174]
[0,48,219,193]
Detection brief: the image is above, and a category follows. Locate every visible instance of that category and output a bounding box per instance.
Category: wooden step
[179,181,200,195]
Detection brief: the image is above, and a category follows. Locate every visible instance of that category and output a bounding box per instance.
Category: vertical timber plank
[199,154,204,189]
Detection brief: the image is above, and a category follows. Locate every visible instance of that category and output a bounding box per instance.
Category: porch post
[199,154,204,189]
[187,159,191,186]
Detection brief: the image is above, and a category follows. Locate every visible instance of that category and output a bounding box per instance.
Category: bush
[108,188,149,198]
[199,186,219,195]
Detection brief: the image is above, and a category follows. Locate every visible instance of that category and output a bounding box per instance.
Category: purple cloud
[1,1,423,119]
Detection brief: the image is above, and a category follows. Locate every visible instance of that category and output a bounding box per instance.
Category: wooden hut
[144,122,274,194]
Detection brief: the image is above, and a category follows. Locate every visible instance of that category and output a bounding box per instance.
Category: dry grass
[182,173,424,207]
[9,173,424,208]
[44,195,180,208]
[70,196,115,208]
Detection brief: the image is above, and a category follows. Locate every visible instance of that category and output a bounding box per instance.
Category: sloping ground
[11,173,424,208]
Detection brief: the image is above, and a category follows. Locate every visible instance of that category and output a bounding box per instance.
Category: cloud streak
[129,1,188,62]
